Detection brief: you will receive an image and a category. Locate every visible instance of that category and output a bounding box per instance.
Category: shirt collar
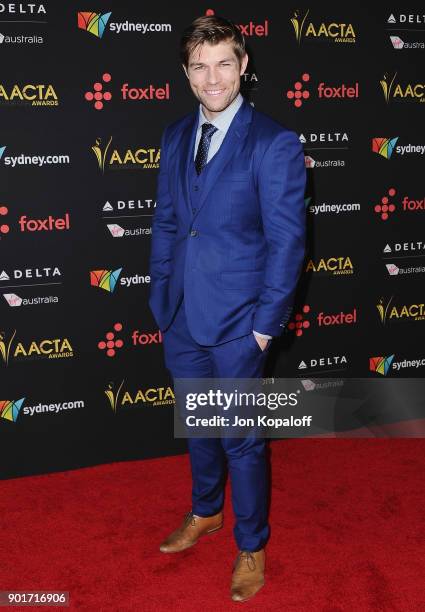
[197,93,244,133]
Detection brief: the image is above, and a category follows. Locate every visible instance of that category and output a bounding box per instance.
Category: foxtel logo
[18,214,70,231]
[286,72,359,108]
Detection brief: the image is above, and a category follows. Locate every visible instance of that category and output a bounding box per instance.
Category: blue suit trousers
[162,296,271,552]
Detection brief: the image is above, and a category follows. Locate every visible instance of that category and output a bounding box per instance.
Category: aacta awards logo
[305,256,354,275]
[105,380,174,412]
[376,296,425,324]
[0,82,58,107]
[0,398,25,422]
[91,137,160,172]
[0,329,74,365]
[380,72,425,104]
[290,9,356,44]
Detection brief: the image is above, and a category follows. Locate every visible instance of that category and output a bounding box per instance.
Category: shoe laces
[184,511,196,527]
[236,551,256,571]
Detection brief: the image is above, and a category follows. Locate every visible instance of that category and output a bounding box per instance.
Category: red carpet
[2,440,425,611]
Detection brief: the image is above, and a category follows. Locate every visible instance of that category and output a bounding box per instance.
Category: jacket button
[190,229,198,237]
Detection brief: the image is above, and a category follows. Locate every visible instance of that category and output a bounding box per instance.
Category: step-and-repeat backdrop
[1,2,423,477]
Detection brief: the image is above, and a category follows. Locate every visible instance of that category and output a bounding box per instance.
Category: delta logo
[383,242,425,260]
[286,73,359,108]
[374,187,425,221]
[298,355,348,372]
[0,83,58,106]
[105,381,174,412]
[372,137,425,160]
[0,397,25,422]
[0,3,46,16]
[91,137,160,172]
[299,132,349,146]
[77,11,172,38]
[287,304,357,337]
[84,72,170,110]
[380,72,425,104]
[376,296,425,325]
[290,9,356,44]
[305,256,354,275]
[0,330,73,366]
[102,199,156,214]
[0,266,62,284]
[205,8,268,37]
[97,322,162,358]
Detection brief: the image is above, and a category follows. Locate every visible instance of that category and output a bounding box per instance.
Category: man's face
[183,39,248,120]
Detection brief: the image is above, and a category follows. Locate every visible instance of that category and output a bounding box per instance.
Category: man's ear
[240,53,249,76]
[182,64,189,79]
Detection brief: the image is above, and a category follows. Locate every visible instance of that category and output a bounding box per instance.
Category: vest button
[190,229,198,237]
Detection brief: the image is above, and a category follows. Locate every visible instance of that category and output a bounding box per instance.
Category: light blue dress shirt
[194,94,272,342]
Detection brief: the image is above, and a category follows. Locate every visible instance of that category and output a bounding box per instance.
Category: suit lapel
[178,112,197,216]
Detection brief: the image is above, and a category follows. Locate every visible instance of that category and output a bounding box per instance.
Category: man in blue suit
[149,15,306,602]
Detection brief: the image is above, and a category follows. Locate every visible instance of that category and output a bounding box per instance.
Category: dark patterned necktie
[195,122,218,175]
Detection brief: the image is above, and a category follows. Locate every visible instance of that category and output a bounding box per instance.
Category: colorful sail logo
[369,355,394,375]
[90,268,122,292]
[0,398,25,422]
[77,12,112,38]
[372,137,398,159]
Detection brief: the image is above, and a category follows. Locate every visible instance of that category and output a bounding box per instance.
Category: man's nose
[206,67,220,84]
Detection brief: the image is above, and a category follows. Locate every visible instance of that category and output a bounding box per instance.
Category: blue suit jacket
[148,98,306,345]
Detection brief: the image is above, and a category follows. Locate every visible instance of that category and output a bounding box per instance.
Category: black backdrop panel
[1,2,424,477]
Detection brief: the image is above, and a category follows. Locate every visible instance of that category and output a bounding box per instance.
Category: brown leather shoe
[159,510,223,553]
[231,549,265,602]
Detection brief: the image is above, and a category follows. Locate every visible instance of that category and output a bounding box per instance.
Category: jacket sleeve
[252,129,306,337]
[148,127,177,311]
